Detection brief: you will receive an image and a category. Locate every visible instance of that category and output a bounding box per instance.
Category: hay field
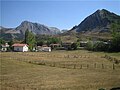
[0,50,120,90]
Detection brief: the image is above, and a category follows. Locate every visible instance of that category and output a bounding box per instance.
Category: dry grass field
[0,50,120,90]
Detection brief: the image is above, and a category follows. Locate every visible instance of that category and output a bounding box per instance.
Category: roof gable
[12,44,28,47]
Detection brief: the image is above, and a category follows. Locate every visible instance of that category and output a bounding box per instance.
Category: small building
[12,44,29,52]
[49,44,61,49]
[42,47,51,52]
[36,46,42,51]
[42,45,48,47]
[62,42,73,50]
[80,41,88,47]
[36,46,51,52]
[1,43,10,52]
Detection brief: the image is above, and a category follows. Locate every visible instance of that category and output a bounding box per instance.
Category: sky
[0,0,120,30]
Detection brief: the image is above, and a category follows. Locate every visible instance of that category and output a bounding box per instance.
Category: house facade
[80,41,88,47]
[62,42,73,50]
[42,47,51,52]
[49,44,61,49]
[12,44,29,52]
[36,46,51,52]
[1,43,10,52]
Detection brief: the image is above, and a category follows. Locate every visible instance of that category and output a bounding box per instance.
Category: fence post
[87,64,89,69]
[61,64,65,68]
[94,63,96,68]
[113,64,115,70]
[80,64,82,69]
[68,55,69,58]
[23,87,25,90]
[34,88,37,90]
[62,64,65,68]
[102,64,104,69]
[73,64,76,69]
[58,63,60,67]
[52,62,55,67]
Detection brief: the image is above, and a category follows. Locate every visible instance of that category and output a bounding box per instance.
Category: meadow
[0,50,120,90]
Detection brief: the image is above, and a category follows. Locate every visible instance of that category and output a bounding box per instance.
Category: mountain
[15,21,61,35]
[71,9,120,33]
[0,21,61,40]
[61,29,68,33]
[0,26,5,29]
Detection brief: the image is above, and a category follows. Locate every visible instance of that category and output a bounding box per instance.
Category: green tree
[85,41,94,51]
[48,37,61,44]
[0,38,5,45]
[71,43,78,50]
[8,40,14,46]
[25,29,29,44]
[37,40,45,46]
[110,23,120,52]
[93,41,107,51]
[24,30,36,51]
[8,40,14,51]
[110,23,120,37]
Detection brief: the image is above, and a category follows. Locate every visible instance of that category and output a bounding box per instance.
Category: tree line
[1,22,120,52]
[85,22,120,52]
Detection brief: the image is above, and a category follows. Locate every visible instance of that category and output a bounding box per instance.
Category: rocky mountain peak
[20,20,32,26]
[71,9,120,33]
[95,9,108,13]
[15,20,61,35]
[0,21,61,40]
[90,9,109,19]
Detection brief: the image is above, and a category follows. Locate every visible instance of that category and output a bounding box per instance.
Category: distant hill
[0,21,61,40]
[61,29,68,33]
[70,9,120,33]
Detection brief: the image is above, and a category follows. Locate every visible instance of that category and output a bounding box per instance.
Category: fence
[5,56,118,70]
[2,53,119,70]
[103,54,120,64]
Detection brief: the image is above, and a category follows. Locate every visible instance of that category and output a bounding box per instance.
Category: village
[0,42,80,52]
[0,40,110,52]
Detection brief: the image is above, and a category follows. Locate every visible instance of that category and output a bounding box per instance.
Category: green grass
[106,52,120,58]
[0,50,120,90]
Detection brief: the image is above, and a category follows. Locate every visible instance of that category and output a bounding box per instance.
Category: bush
[71,43,78,50]
[93,41,108,51]
[108,33,120,52]
[85,41,94,51]
[85,41,108,52]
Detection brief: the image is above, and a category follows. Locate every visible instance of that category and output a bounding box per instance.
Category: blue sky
[0,0,120,30]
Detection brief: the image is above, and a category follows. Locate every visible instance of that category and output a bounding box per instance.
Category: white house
[1,43,10,52]
[42,47,51,52]
[12,44,29,52]
[80,41,88,47]
[36,46,51,52]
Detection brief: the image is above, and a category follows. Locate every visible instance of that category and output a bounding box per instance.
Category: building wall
[14,46,23,52]
[42,47,51,52]
[1,47,7,51]
[14,45,28,52]
[23,45,29,52]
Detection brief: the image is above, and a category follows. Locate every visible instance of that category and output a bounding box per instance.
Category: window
[17,48,19,51]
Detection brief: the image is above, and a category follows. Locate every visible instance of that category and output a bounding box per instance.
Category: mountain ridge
[0,21,61,40]
[71,9,120,33]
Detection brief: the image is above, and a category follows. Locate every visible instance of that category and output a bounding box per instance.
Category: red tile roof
[12,44,28,47]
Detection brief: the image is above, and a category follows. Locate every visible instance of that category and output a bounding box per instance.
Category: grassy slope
[59,31,112,42]
[0,50,120,90]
